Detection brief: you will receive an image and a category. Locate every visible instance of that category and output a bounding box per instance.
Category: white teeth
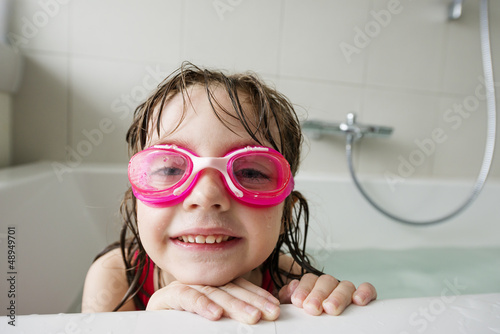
[178,234,233,244]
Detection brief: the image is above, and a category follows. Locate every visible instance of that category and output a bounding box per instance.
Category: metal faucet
[301,113,393,142]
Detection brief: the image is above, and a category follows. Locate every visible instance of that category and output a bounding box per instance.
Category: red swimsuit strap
[135,252,155,310]
[261,268,275,294]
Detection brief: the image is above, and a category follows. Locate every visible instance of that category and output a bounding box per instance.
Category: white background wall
[7,0,500,182]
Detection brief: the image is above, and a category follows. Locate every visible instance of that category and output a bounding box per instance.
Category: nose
[182,169,231,211]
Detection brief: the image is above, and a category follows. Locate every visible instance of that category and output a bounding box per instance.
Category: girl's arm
[81,248,136,312]
[277,254,377,315]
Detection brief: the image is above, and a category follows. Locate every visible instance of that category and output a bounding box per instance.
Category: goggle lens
[129,150,191,192]
[230,154,286,192]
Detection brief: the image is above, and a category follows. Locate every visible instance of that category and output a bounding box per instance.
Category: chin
[175,269,240,287]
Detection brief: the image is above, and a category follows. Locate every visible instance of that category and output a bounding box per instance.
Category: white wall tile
[358,88,441,181]
[277,78,363,121]
[8,0,70,53]
[442,0,500,95]
[280,0,371,84]
[434,95,493,178]
[365,0,447,92]
[7,0,499,182]
[182,0,281,74]
[277,78,364,175]
[12,53,68,164]
[71,0,182,63]
[69,57,179,163]
[442,0,483,95]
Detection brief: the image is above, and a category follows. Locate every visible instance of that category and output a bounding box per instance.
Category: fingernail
[323,299,339,315]
[265,301,280,315]
[268,295,280,305]
[304,298,321,315]
[208,303,222,317]
[291,291,307,306]
[245,305,259,317]
[288,279,299,292]
[353,293,366,305]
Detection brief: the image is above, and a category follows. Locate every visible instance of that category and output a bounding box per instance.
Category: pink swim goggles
[128,144,294,207]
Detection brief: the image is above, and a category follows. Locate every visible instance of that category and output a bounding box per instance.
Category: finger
[290,273,318,308]
[147,282,223,321]
[231,277,280,305]
[218,279,280,321]
[302,275,340,316]
[278,279,299,304]
[322,280,356,316]
[190,285,264,324]
[352,282,378,305]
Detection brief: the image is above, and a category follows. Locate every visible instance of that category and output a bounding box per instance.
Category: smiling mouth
[176,235,237,244]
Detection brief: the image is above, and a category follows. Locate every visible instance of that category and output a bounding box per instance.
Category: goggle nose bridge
[172,156,244,198]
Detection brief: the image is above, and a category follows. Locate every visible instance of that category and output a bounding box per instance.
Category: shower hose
[346,0,497,225]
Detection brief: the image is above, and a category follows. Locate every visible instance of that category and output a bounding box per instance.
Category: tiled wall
[8,0,500,182]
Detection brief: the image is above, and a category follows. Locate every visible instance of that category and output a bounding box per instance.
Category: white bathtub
[0,162,129,316]
[0,161,499,316]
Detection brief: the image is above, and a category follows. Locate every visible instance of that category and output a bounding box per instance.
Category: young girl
[82,62,376,324]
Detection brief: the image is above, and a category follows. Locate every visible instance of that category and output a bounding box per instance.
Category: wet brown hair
[97,62,323,310]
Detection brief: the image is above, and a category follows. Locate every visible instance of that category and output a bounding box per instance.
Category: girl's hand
[278,274,377,316]
[146,277,280,324]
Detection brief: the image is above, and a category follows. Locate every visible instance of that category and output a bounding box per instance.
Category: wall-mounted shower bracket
[302,113,394,142]
[449,0,464,20]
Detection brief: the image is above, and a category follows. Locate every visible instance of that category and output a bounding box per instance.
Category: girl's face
[137,85,284,286]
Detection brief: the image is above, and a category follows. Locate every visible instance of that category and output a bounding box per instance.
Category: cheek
[136,202,174,248]
[265,210,283,235]
[247,205,283,249]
